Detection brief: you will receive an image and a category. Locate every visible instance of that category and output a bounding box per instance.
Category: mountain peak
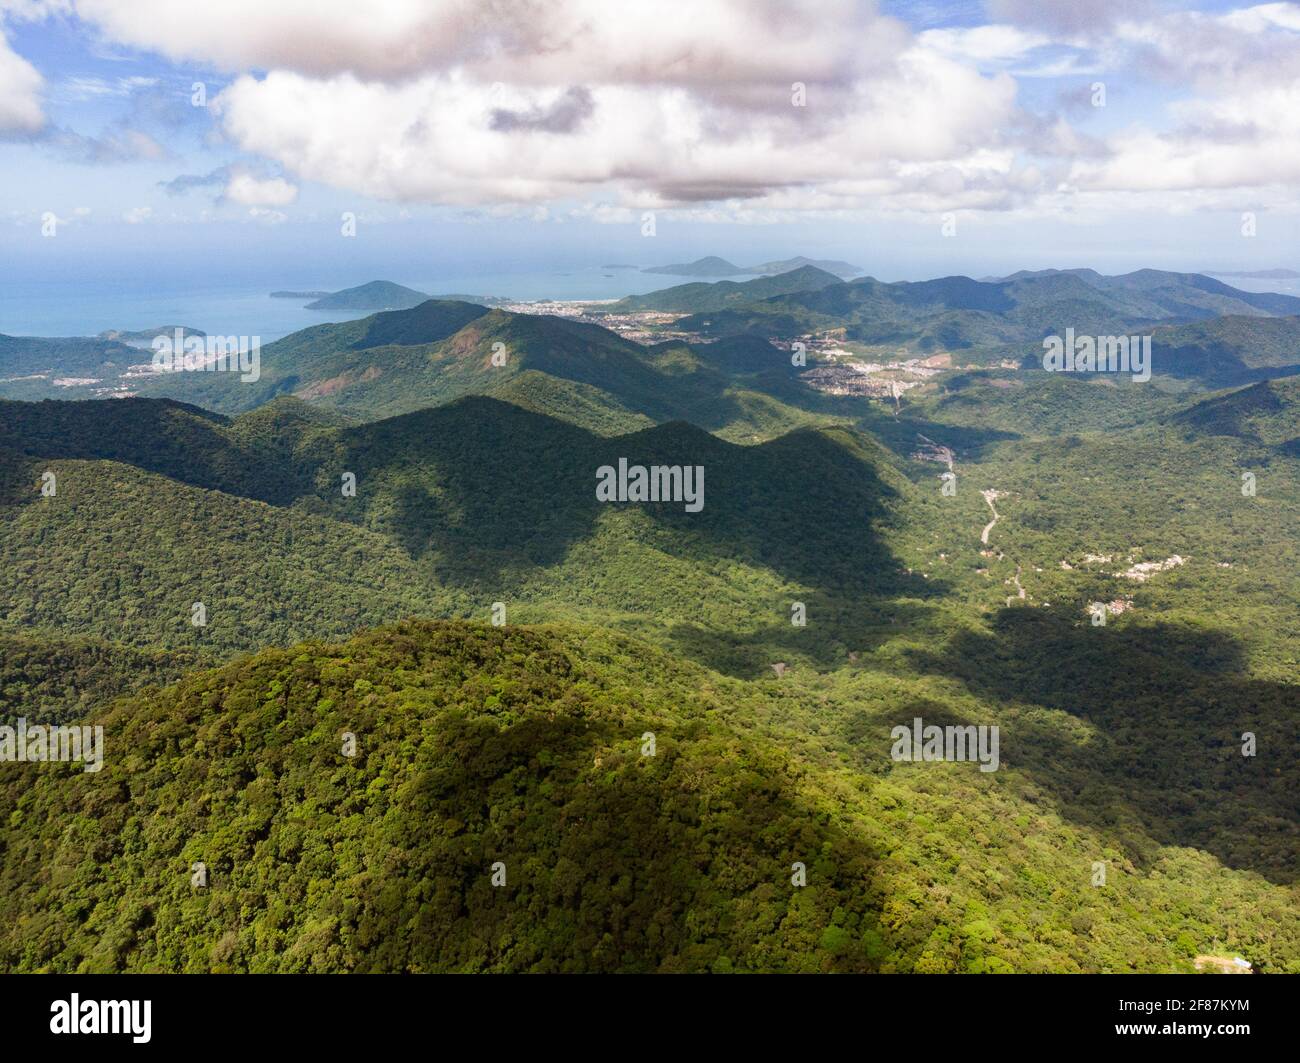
[642,256,745,277]
[350,299,492,349]
[306,280,429,311]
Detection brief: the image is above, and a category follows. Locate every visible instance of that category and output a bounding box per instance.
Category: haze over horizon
[3,1,1300,299]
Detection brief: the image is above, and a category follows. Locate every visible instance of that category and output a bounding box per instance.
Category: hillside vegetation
[1,266,1297,975]
[2,620,1295,973]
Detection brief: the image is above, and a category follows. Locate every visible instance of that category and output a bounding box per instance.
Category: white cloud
[1061,4,1300,202]
[211,41,1022,213]
[223,170,298,206]
[73,0,901,86]
[918,25,1049,65]
[1070,85,1300,196]
[0,27,43,132]
[6,0,1299,217]
[122,205,151,222]
[1208,2,1300,35]
[59,74,158,100]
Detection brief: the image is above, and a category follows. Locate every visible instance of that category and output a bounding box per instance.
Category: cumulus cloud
[73,0,900,87]
[5,0,1299,217]
[1059,4,1300,203]
[71,0,1022,213]
[490,86,594,134]
[0,27,44,133]
[1070,85,1300,195]
[209,37,1025,212]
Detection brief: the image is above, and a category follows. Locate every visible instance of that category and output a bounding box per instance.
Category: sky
[2,0,1300,289]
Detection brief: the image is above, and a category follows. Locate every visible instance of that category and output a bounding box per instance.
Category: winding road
[980,489,1001,545]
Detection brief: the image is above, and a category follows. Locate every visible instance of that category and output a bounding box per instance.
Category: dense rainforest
[1,275,1297,973]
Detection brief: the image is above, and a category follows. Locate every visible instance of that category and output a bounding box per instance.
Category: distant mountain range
[610,264,844,313]
[1204,269,1300,279]
[6,268,1300,415]
[643,255,863,279]
[672,268,1300,371]
[746,256,863,278]
[270,280,510,311]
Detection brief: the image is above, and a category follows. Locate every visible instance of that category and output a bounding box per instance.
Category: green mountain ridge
[676,269,1300,375]
[0,334,139,383]
[1,618,1296,973]
[110,300,844,442]
[0,394,918,664]
[1171,375,1300,449]
[642,256,745,276]
[3,264,1299,977]
[306,280,430,311]
[607,265,844,313]
[744,256,862,279]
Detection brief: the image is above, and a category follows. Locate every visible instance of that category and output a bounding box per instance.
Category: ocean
[0,267,719,342]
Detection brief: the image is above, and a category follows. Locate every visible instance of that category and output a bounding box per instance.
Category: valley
[1,266,1297,974]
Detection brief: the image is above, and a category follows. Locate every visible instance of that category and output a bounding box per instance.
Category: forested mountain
[107,301,841,440]
[0,631,201,726]
[9,0,1300,999]
[1,618,1295,973]
[2,263,1297,975]
[305,280,429,311]
[642,256,745,276]
[744,256,862,279]
[0,394,914,659]
[0,333,138,382]
[640,256,861,279]
[609,265,844,312]
[1147,316,1300,385]
[1171,375,1300,449]
[675,269,1300,372]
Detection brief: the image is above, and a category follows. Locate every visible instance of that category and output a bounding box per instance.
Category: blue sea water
[0,268,719,342]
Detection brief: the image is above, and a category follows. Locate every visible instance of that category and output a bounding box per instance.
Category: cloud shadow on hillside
[907,606,1300,885]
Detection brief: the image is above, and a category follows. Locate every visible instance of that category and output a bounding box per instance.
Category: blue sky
[2,0,1299,288]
